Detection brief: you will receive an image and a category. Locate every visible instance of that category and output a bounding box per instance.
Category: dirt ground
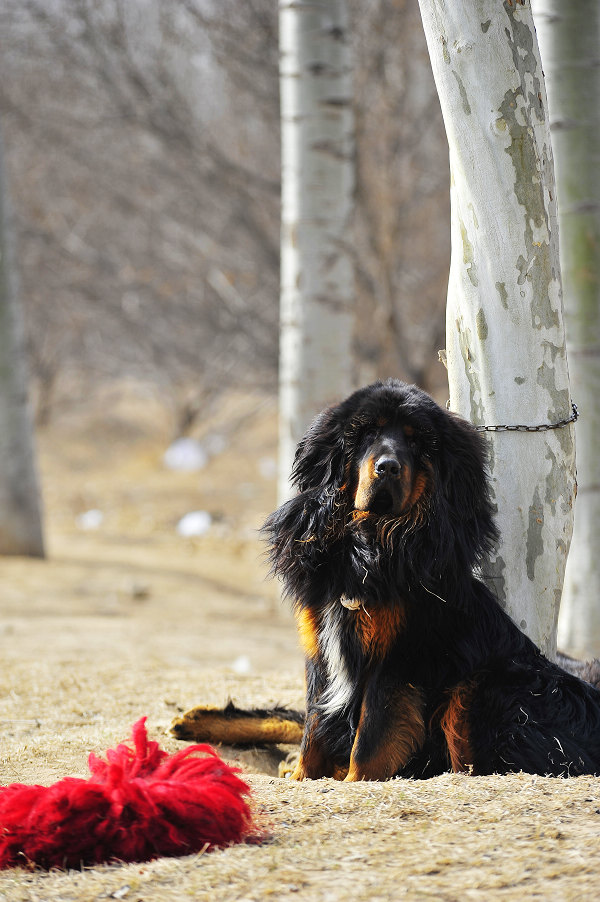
[1,386,600,901]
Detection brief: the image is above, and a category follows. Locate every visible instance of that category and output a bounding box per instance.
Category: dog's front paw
[289,761,308,780]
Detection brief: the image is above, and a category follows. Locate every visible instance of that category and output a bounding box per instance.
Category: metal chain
[473,402,578,434]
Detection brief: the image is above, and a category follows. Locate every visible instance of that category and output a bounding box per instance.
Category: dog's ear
[264,404,346,596]
[435,411,499,569]
[290,405,346,493]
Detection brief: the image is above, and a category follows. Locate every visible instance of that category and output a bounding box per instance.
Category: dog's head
[288,379,498,577]
[351,418,427,519]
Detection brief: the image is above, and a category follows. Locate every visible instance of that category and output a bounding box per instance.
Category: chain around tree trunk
[472,402,578,433]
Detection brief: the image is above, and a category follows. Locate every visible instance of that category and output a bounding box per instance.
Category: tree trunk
[532,0,600,658]
[0,124,45,557]
[278,0,355,501]
[417,0,575,657]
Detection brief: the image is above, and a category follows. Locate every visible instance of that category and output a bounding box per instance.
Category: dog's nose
[375,455,401,478]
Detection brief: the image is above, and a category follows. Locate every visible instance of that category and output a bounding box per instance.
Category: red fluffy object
[0,718,253,870]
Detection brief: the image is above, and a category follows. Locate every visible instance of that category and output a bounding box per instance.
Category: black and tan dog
[174,379,600,779]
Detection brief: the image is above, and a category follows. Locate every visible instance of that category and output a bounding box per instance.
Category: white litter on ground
[176,510,212,538]
[163,438,208,472]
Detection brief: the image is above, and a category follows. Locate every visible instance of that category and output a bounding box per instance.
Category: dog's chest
[349,603,405,657]
[317,601,405,716]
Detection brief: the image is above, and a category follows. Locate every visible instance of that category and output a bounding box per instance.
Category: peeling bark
[533,0,600,657]
[418,0,575,656]
[278,0,355,501]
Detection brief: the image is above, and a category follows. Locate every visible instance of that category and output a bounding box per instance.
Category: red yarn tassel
[0,718,253,870]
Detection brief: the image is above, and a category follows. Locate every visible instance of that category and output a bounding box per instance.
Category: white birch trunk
[0,126,45,557]
[278,0,355,501]
[533,0,600,658]
[418,0,575,657]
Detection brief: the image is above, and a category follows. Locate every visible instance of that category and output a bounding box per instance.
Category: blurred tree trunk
[418,0,575,658]
[278,0,355,501]
[0,124,44,557]
[532,0,600,658]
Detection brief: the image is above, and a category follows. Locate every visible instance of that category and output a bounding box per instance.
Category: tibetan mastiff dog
[174,379,600,779]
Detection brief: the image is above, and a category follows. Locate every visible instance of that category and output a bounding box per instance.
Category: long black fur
[264,379,600,778]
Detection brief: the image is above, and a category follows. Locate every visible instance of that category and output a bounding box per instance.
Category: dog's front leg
[290,653,340,780]
[289,709,338,780]
[345,680,425,781]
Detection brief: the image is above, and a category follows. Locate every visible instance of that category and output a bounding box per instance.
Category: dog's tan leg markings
[440,682,476,773]
[344,684,425,781]
[290,715,335,780]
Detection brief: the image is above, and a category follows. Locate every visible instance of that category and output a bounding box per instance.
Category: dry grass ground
[0,386,599,900]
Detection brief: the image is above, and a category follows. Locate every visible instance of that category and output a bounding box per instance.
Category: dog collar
[340,595,361,610]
